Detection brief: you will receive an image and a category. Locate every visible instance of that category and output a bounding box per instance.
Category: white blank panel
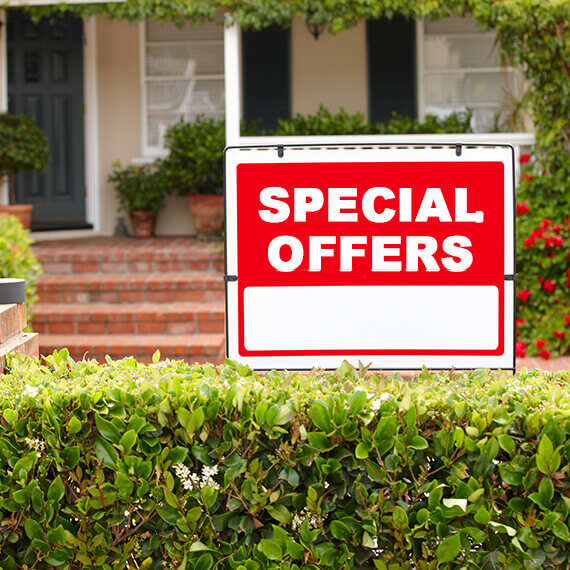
[244,286,499,352]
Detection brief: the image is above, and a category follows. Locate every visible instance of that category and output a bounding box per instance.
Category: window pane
[424,36,502,69]
[424,71,517,107]
[146,44,224,77]
[146,19,222,42]
[146,79,224,148]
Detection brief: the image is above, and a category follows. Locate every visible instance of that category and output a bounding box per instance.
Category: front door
[7,11,87,230]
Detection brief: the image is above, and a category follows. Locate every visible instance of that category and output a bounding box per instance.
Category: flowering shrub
[1,352,570,568]
[516,156,569,357]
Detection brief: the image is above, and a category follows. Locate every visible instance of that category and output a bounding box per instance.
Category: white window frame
[139,19,225,157]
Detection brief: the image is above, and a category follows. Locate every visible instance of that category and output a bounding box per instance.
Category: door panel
[7,11,87,230]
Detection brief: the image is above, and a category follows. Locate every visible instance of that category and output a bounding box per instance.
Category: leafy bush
[108,162,166,215]
[515,155,569,358]
[273,105,473,136]
[0,215,42,322]
[160,117,226,197]
[1,353,570,568]
[160,109,473,197]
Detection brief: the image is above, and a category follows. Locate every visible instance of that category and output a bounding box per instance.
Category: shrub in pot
[159,116,225,240]
[0,113,50,229]
[108,162,166,238]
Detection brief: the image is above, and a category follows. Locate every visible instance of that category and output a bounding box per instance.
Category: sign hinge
[455,143,463,157]
[277,145,284,158]
[503,274,518,281]
[224,275,238,282]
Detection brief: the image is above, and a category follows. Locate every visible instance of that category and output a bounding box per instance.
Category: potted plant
[0,113,50,229]
[159,117,225,239]
[108,162,166,238]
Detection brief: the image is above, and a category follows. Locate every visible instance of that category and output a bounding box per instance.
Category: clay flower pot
[129,209,156,239]
[188,194,224,239]
[0,204,33,229]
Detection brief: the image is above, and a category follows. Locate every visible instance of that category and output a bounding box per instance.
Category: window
[417,16,523,132]
[142,19,224,154]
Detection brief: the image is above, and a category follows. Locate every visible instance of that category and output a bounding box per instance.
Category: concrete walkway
[517,356,570,373]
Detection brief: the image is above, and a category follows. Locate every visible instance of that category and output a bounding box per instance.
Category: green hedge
[1,352,570,569]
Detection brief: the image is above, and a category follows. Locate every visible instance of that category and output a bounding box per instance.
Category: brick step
[1,332,39,373]
[34,237,223,274]
[37,273,224,304]
[32,302,224,335]
[0,303,27,344]
[39,333,225,364]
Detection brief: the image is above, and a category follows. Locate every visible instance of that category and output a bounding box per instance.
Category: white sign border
[224,143,516,371]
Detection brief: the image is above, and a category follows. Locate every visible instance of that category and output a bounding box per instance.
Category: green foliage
[0,112,50,203]
[0,113,49,179]
[159,117,226,197]
[473,0,570,163]
[273,105,473,136]
[108,162,166,215]
[0,215,43,320]
[1,353,570,568]
[159,109,472,196]
[515,154,569,358]
[19,0,569,160]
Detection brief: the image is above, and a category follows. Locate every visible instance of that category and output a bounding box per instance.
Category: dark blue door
[7,11,87,230]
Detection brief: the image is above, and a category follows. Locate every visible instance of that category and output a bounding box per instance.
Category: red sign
[225,146,515,369]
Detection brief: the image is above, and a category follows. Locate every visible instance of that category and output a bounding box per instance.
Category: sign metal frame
[224,142,516,371]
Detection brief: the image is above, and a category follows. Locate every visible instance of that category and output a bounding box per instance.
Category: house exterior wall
[96,16,142,235]
[291,18,368,119]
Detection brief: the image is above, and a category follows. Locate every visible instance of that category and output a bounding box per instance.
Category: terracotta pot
[129,209,156,239]
[188,194,224,239]
[0,204,33,229]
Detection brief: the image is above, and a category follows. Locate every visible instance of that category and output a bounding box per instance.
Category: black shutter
[367,18,416,123]
[242,26,290,131]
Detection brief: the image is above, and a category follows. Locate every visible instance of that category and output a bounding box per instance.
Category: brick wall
[0,303,39,373]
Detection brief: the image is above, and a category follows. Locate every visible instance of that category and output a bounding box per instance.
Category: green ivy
[1,353,570,568]
[20,1,568,160]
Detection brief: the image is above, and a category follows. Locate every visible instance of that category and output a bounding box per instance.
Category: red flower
[517,289,530,302]
[517,202,529,216]
[539,350,551,360]
[520,154,530,164]
[535,339,546,349]
[538,277,544,284]
[566,316,570,325]
[516,318,525,328]
[554,330,565,339]
[553,224,562,233]
[551,235,563,247]
[530,229,544,239]
[540,219,551,229]
[516,341,526,357]
[543,280,556,293]
[524,238,536,248]
[524,173,534,182]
